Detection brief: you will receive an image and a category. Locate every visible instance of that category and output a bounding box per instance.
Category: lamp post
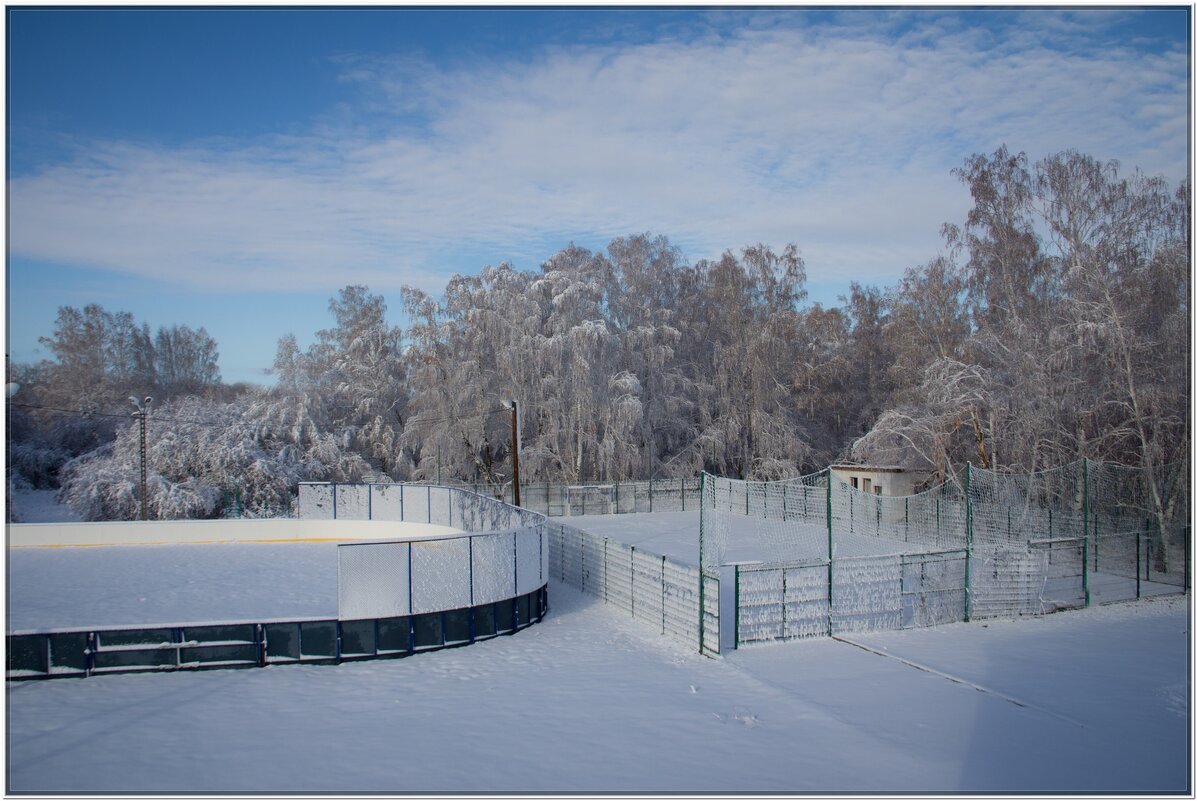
[504,399,521,507]
[130,396,152,520]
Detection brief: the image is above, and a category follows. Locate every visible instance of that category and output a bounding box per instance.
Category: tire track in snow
[830,635,1087,730]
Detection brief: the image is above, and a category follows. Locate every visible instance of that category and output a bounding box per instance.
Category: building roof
[829,464,923,473]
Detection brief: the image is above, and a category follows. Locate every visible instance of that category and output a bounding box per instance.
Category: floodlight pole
[130,396,152,520]
[509,399,521,508]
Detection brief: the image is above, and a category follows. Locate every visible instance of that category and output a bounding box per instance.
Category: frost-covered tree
[856,148,1189,507]
[154,325,221,395]
[274,286,407,476]
[57,392,370,520]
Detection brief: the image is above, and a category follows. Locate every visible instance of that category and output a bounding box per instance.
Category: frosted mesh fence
[306,483,548,622]
[969,546,1047,619]
[471,532,516,605]
[335,485,371,520]
[410,538,472,614]
[404,485,431,524]
[298,483,334,519]
[736,561,830,644]
[339,542,411,619]
[455,478,703,516]
[516,528,546,597]
[370,484,404,520]
[547,521,705,652]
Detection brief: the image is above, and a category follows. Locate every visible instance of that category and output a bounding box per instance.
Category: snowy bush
[57,391,371,521]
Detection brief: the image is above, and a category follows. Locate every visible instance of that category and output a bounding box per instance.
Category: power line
[8,400,510,433]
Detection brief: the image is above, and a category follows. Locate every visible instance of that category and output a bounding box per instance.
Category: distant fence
[452,477,702,517]
[546,521,719,656]
[8,484,549,680]
[701,461,1189,649]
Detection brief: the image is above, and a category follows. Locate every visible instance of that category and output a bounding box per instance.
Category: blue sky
[6,6,1190,385]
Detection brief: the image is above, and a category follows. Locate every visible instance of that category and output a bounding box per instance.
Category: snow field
[6,580,1189,793]
[6,494,1191,792]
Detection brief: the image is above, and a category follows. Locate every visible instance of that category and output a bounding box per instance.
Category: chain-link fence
[702,459,1189,648]
[546,520,717,655]
[448,477,704,517]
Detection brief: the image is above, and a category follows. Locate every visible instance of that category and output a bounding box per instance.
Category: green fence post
[604,538,610,603]
[1146,522,1152,583]
[1082,458,1090,608]
[681,479,685,512]
[783,482,788,521]
[662,555,667,635]
[905,497,909,542]
[1137,519,1143,599]
[630,545,636,618]
[1184,526,1190,595]
[734,564,740,648]
[698,473,705,654]
[781,566,788,640]
[826,470,834,636]
[964,462,973,623]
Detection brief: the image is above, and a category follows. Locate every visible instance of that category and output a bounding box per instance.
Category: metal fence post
[1185,526,1191,595]
[661,555,667,635]
[964,462,973,623]
[1137,520,1143,599]
[734,564,740,648]
[698,473,706,654]
[604,537,610,603]
[630,545,636,617]
[826,470,834,636]
[1082,458,1090,608]
[780,566,788,640]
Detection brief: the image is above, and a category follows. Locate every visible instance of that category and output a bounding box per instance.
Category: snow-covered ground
[5,579,1190,793]
[6,494,1192,793]
[8,488,82,523]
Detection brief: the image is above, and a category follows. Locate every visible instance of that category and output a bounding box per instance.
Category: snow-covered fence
[731,548,969,646]
[701,461,1188,648]
[296,483,548,623]
[9,485,550,681]
[451,477,703,517]
[546,521,717,655]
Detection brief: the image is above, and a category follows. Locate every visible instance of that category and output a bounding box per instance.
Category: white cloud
[8,15,1188,297]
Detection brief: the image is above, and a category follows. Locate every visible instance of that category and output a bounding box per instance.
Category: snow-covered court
[6,539,1192,793]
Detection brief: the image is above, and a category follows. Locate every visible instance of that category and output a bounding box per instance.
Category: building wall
[829,467,928,497]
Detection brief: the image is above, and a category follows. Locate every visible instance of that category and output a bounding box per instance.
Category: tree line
[7,147,1189,521]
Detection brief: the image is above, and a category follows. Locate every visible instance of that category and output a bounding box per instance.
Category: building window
[851,477,859,489]
[862,478,872,493]
[874,486,883,496]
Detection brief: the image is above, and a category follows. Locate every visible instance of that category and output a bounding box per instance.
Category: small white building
[829,464,931,497]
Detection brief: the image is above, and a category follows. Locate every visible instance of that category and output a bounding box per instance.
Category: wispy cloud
[9,13,1187,296]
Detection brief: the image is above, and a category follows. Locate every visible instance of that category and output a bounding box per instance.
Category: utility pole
[130,396,153,520]
[508,399,521,507]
